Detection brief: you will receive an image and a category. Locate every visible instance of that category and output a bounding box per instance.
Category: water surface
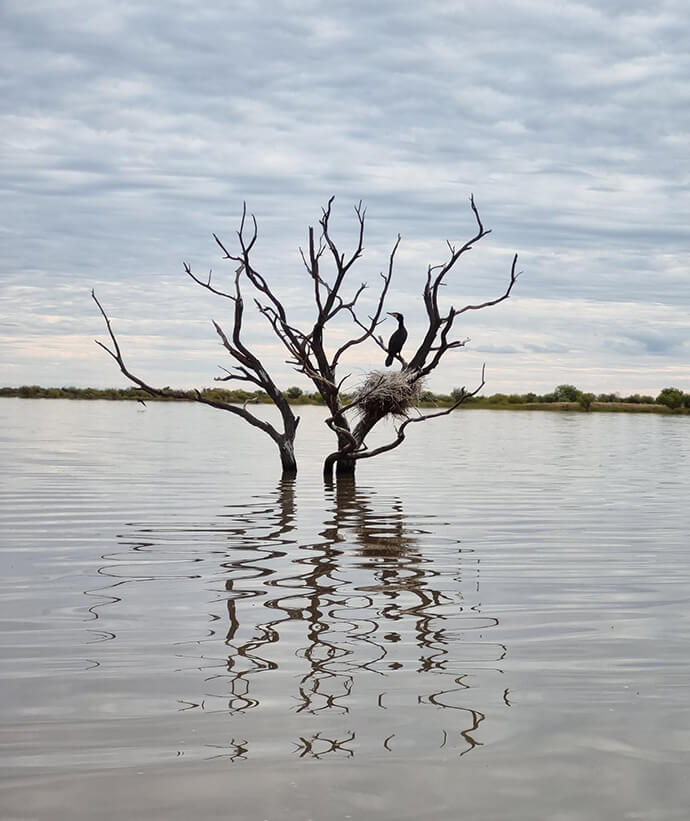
[1,399,689,819]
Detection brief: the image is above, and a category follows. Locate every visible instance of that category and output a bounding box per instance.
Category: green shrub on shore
[1,383,688,414]
[656,387,686,410]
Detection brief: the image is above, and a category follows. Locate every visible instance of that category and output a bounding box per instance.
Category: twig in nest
[352,370,425,420]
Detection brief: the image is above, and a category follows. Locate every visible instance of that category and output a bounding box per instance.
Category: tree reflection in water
[200,477,508,760]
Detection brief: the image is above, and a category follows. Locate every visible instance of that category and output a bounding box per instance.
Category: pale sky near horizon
[1,0,688,397]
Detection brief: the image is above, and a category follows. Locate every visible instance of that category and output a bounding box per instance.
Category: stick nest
[353,370,424,420]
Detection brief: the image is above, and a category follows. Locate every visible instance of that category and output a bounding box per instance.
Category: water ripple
[2,402,690,794]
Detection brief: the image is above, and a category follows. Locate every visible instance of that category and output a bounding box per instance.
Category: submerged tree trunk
[323,409,386,480]
[334,455,356,477]
[278,435,298,476]
[323,441,356,480]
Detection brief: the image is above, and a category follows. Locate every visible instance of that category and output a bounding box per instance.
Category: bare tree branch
[92,283,300,474]
[451,253,521,317]
[407,197,517,379]
[184,261,237,301]
[331,234,401,369]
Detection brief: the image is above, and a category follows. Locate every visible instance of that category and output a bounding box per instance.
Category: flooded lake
[1,398,689,819]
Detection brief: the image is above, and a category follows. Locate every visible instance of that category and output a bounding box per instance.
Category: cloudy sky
[2,0,688,396]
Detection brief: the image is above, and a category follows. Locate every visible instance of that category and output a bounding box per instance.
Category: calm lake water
[1,398,689,820]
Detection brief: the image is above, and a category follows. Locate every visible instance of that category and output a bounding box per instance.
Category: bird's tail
[385,352,394,367]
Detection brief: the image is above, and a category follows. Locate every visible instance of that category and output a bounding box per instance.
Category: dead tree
[94,196,519,480]
[213,196,519,479]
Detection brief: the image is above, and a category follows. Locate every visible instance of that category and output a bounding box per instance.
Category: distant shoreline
[2,386,687,414]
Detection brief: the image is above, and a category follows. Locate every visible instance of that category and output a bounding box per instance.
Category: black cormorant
[385,312,408,367]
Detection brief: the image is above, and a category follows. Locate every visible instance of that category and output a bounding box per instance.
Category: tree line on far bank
[2,383,689,411]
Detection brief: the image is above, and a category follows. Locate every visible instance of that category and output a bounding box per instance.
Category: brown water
[1,399,689,819]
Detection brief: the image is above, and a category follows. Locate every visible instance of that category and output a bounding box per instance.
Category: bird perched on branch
[385,312,408,367]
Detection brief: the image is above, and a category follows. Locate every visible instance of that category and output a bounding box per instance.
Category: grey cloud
[523,343,571,355]
[608,329,689,357]
[1,0,688,394]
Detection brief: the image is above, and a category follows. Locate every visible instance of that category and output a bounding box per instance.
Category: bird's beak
[386,312,394,317]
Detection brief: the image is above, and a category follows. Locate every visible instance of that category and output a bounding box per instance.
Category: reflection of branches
[420,678,485,756]
[208,476,506,757]
[205,738,249,762]
[293,731,355,760]
[336,477,451,673]
[296,649,354,715]
[216,479,296,714]
[103,475,507,760]
[459,709,485,756]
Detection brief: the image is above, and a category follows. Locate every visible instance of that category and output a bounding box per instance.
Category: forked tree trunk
[323,409,386,480]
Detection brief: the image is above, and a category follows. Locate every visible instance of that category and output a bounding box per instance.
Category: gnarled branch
[92,279,300,474]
